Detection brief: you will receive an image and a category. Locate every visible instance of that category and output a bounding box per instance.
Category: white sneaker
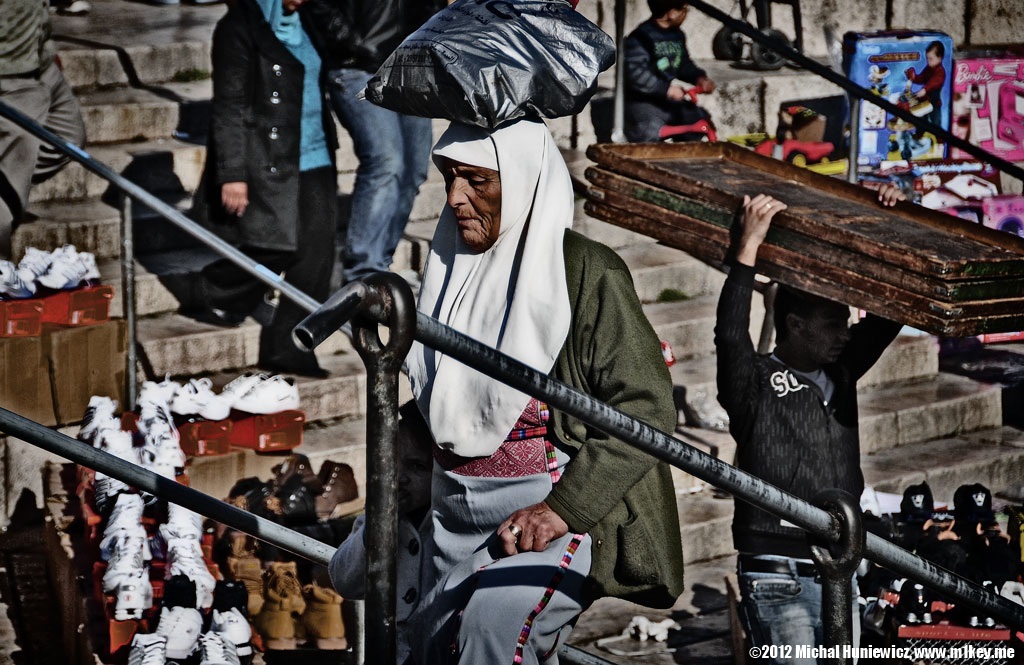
[219,373,268,409]
[232,375,300,414]
[138,377,182,413]
[127,633,167,665]
[155,605,203,660]
[0,260,36,298]
[79,250,101,282]
[166,537,216,609]
[113,568,154,620]
[37,245,90,290]
[199,630,241,665]
[103,532,149,593]
[161,503,204,542]
[78,395,120,446]
[171,378,232,421]
[100,494,148,561]
[210,608,253,657]
[93,428,139,513]
[17,247,52,281]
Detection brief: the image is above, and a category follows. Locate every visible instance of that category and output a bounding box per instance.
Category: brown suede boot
[253,561,305,650]
[225,532,264,617]
[299,582,347,649]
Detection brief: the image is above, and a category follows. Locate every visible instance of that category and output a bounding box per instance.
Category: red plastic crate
[229,410,305,452]
[0,298,43,337]
[178,418,233,456]
[39,284,113,326]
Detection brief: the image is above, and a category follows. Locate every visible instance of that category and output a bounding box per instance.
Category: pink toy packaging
[843,30,954,167]
[981,194,1024,238]
[950,57,1024,161]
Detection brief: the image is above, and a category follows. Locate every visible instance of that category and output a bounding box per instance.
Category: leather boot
[254,561,306,650]
[315,460,359,519]
[299,582,347,649]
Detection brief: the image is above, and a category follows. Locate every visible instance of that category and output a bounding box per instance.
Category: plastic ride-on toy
[712,0,802,71]
[658,85,717,143]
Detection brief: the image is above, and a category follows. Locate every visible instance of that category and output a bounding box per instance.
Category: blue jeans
[327,68,432,282]
[738,556,860,665]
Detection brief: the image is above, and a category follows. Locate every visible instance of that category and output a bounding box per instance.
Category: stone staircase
[2,2,1024,661]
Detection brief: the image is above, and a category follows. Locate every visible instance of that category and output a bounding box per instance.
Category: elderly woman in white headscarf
[404,118,685,664]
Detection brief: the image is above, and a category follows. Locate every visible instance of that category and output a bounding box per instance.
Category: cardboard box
[950,57,1024,162]
[229,410,304,452]
[844,30,954,166]
[0,335,57,426]
[44,320,126,427]
[981,194,1024,237]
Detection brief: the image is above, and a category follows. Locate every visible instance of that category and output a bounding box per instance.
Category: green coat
[544,230,685,608]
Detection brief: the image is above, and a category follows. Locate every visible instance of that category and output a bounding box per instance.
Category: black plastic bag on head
[364,0,615,129]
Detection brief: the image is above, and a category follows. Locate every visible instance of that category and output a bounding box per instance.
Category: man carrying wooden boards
[715,187,903,663]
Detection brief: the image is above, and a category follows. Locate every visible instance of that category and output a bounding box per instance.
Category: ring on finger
[508,524,523,540]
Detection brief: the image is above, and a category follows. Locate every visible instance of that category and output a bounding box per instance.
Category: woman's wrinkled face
[439,157,502,252]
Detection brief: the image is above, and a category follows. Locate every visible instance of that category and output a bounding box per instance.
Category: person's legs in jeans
[738,561,822,664]
[328,67,410,283]
[380,113,432,270]
[259,166,337,374]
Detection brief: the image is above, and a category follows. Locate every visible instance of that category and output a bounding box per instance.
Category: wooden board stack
[584,142,1024,337]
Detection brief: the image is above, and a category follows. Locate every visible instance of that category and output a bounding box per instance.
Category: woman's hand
[221,181,249,217]
[734,194,787,267]
[497,501,569,557]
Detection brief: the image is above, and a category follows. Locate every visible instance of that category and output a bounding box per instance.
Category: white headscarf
[405,119,574,458]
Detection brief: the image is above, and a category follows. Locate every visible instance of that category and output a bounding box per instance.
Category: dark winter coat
[715,263,901,559]
[197,0,337,252]
[301,0,446,73]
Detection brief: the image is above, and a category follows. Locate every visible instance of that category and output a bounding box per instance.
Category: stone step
[136,313,351,380]
[75,81,211,145]
[619,244,725,304]
[28,138,205,208]
[859,373,1002,454]
[676,425,1024,564]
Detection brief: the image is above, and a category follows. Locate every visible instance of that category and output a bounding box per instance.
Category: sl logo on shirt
[769,370,807,398]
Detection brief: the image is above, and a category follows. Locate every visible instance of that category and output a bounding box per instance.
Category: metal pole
[119,193,137,411]
[810,490,864,664]
[0,407,335,565]
[847,98,861,184]
[611,0,627,143]
[411,311,1024,629]
[299,272,416,665]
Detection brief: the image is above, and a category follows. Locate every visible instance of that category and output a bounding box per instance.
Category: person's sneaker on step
[127,633,167,665]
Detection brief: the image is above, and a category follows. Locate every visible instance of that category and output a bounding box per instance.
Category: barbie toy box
[950,57,1024,161]
[981,195,1024,238]
[843,30,953,166]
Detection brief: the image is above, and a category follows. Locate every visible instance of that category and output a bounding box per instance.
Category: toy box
[844,30,954,166]
[859,159,1001,211]
[981,195,1024,237]
[950,57,1024,162]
